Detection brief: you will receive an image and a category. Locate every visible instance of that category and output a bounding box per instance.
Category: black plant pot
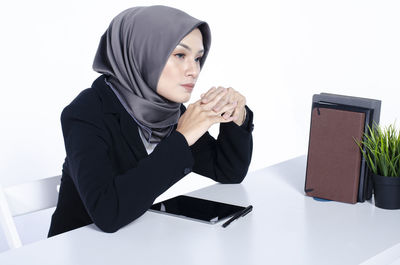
[372,173,400,209]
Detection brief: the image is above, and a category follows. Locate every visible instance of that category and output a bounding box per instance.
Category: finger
[231,104,245,121]
[200,88,228,111]
[223,104,239,120]
[201,87,216,99]
[212,114,236,124]
[222,110,233,120]
[212,95,230,112]
[203,88,229,110]
[213,101,237,118]
[193,98,203,105]
[201,87,220,103]
[200,87,216,102]
[204,86,216,96]
[201,86,225,104]
[212,87,235,112]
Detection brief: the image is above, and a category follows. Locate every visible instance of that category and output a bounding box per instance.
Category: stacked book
[305,93,381,203]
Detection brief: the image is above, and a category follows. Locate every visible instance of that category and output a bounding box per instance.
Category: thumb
[212,115,235,124]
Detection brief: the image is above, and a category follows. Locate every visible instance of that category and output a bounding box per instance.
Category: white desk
[1,156,400,265]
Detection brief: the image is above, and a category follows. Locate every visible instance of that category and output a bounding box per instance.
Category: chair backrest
[0,175,61,250]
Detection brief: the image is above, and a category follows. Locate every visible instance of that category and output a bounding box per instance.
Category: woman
[48,5,253,237]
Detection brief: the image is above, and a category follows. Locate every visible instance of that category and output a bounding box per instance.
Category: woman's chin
[177,93,191,103]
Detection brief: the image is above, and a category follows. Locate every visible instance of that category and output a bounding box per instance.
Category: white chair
[0,175,61,250]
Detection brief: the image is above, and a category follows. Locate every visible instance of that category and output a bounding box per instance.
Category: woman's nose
[185,60,200,78]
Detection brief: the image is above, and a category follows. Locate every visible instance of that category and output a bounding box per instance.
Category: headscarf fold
[93,5,211,143]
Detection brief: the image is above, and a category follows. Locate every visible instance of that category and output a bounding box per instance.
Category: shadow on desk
[188,156,306,205]
[187,183,250,206]
[254,155,307,195]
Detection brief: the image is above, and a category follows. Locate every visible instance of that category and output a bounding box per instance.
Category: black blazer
[48,75,254,237]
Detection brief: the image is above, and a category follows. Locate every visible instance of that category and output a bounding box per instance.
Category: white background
[1,0,399,189]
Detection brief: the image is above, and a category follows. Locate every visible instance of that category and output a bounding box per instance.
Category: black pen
[222,205,253,228]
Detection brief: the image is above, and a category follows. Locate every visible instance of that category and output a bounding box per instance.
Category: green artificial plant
[356,123,400,177]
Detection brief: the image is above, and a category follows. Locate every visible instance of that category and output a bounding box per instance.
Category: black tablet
[149,195,246,224]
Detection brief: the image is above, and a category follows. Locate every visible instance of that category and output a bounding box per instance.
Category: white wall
[1,0,399,188]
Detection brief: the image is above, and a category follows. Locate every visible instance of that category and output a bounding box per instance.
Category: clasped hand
[176,86,246,146]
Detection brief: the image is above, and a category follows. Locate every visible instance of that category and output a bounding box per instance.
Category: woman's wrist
[234,107,246,126]
[242,107,247,124]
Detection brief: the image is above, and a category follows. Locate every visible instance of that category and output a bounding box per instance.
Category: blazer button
[183,168,192,175]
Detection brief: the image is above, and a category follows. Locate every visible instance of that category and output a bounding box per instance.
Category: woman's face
[157,28,204,103]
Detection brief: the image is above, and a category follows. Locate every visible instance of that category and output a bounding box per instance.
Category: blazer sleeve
[61,102,194,233]
[190,105,254,184]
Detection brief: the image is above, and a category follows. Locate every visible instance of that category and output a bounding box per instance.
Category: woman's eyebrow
[178,43,204,54]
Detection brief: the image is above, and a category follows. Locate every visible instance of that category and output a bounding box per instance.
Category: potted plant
[356,123,400,209]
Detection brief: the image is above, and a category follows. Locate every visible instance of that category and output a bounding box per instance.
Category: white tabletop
[1,155,400,265]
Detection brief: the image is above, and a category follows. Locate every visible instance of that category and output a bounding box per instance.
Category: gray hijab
[92,5,211,143]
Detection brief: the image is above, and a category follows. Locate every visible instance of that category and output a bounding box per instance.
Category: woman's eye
[175,53,185,59]
[195,56,202,62]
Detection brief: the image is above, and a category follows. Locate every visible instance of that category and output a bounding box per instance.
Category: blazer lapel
[119,111,148,161]
[92,75,148,161]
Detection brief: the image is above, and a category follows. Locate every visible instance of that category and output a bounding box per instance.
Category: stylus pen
[222,205,253,228]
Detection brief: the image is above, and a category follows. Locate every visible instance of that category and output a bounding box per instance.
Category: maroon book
[305,107,365,204]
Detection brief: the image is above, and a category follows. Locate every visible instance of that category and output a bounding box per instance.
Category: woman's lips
[181,83,195,92]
